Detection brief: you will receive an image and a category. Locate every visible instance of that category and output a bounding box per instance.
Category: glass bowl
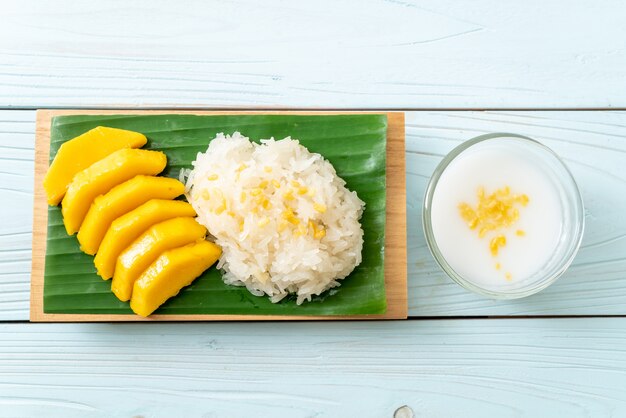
[422,133,585,299]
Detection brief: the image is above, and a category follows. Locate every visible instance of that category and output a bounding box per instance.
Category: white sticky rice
[181,132,365,304]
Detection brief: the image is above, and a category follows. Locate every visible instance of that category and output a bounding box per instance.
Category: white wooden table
[1,1,626,416]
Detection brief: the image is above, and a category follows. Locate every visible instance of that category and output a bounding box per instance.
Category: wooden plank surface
[1,318,625,417]
[0,111,34,321]
[31,110,407,321]
[1,1,625,109]
[2,110,626,320]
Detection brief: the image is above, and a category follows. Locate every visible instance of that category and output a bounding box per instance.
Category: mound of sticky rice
[181,132,365,304]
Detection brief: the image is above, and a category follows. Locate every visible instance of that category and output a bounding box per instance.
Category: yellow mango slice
[130,240,221,317]
[94,199,196,280]
[61,149,166,235]
[111,217,208,302]
[77,176,185,255]
[44,126,147,206]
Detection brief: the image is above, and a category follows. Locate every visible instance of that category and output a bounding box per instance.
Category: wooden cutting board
[31,110,407,322]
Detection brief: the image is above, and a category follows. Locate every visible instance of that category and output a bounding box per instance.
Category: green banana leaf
[44,114,387,315]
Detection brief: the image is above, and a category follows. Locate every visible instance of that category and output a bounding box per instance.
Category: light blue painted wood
[1,319,625,417]
[2,110,626,319]
[0,111,34,321]
[1,1,625,108]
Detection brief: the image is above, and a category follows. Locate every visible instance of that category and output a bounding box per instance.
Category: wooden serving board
[31,110,407,322]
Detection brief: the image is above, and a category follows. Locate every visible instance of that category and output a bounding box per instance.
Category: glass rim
[422,132,585,299]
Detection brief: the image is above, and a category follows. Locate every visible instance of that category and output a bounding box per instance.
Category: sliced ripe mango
[44,126,147,206]
[94,199,196,280]
[61,149,166,235]
[130,240,221,317]
[77,176,185,255]
[111,217,208,302]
